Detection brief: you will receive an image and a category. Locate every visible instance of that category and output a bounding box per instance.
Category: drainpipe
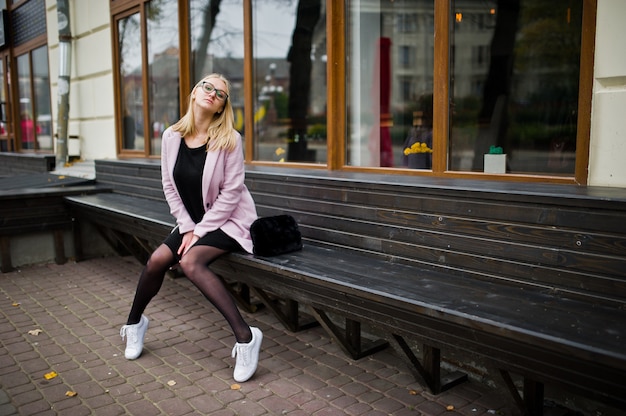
[55,0,71,168]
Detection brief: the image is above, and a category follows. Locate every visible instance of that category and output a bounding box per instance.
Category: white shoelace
[120,325,137,342]
[232,343,251,366]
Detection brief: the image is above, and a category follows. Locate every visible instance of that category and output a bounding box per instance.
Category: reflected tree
[193,0,223,80]
[472,0,520,170]
[472,0,581,172]
[286,0,321,161]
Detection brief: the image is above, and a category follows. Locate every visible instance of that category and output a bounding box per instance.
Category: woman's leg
[178,245,252,343]
[126,244,175,325]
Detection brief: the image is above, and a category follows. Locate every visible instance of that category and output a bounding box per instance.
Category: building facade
[0,0,624,187]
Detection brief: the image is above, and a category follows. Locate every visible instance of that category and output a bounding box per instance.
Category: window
[147,1,180,155]
[397,13,417,33]
[114,0,246,157]
[343,0,590,181]
[117,12,142,151]
[2,0,50,153]
[0,55,12,151]
[16,46,51,151]
[114,0,180,156]
[399,45,414,69]
[449,0,582,175]
[346,0,435,169]
[109,1,594,183]
[189,0,246,138]
[251,0,327,164]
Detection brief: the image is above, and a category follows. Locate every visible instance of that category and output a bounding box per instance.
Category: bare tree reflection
[472,0,520,170]
[286,0,321,161]
[193,0,223,80]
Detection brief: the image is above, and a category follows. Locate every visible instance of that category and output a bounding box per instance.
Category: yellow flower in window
[403,141,433,155]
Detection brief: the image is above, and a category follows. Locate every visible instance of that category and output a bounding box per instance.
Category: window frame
[13,36,49,152]
[242,0,596,185]
[7,0,48,154]
[109,0,596,184]
[0,53,13,152]
[111,0,190,158]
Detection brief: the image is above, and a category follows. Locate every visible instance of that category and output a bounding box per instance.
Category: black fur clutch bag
[250,215,303,256]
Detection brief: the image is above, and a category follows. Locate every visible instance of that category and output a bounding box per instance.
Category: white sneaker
[120,315,149,360]
[231,327,263,382]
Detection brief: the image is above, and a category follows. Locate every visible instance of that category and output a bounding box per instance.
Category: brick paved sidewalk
[0,256,522,415]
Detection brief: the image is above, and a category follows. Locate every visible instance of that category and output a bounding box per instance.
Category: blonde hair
[171,73,238,152]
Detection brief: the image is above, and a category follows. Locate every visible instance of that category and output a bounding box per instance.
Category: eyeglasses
[200,81,229,101]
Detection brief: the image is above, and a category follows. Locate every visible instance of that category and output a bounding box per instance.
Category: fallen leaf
[44,371,58,380]
[446,405,455,411]
[167,380,176,386]
[65,391,77,397]
[28,329,43,336]
[230,383,241,390]
[408,390,418,395]
[12,302,20,307]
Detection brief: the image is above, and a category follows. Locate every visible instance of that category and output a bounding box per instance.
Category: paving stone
[228,398,268,416]
[11,388,44,407]
[157,396,196,415]
[18,401,55,416]
[0,403,19,416]
[125,399,162,416]
[345,401,374,415]
[187,393,225,414]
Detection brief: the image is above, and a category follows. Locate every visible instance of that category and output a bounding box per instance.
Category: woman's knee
[178,256,202,278]
[145,246,174,274]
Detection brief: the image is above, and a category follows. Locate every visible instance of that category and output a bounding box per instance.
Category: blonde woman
[120,74,262,383]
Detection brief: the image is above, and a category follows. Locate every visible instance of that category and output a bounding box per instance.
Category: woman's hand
[178,232,200,257]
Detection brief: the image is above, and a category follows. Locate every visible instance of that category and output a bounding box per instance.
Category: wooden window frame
[12,36,48,152]
[111,0,190,158]
[242,0,596,185]
[109,0,596,183]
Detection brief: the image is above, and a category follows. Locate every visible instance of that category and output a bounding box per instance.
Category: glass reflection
[17,54,35,151]
[190,0,245,135]
[148,1,179,155]
[252,0,327,163]
[32,46,52,151]
[449,0,582,175]
[118,13,143,151]
[346,0,435,169]
[0,57,7,152]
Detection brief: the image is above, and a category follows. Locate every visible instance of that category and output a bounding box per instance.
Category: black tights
[126,244,252,343]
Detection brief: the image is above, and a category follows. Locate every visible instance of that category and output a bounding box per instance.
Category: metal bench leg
[390,334,467,394]
[251,287,318,332]
[524,378,544,416]
[309,306,388,360]
[53,230,67,265]
[1,236,13,273]
[72,219,84,261]
[499,370,545,416]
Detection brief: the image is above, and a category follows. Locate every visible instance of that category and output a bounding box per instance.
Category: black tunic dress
[162,139,241,260]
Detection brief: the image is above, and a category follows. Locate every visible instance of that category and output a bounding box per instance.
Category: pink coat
[161,127,258,254]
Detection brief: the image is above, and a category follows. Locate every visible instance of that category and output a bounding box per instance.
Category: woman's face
[194,77,228,114]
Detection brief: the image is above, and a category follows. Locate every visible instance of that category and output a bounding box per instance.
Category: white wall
[589,0,626,187]
[46,0,117,161]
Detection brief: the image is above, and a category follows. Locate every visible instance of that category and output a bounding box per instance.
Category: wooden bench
[0,153,56,177]
[63,159,169,263]
[0,173,102,272]
[64,159,626,415]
